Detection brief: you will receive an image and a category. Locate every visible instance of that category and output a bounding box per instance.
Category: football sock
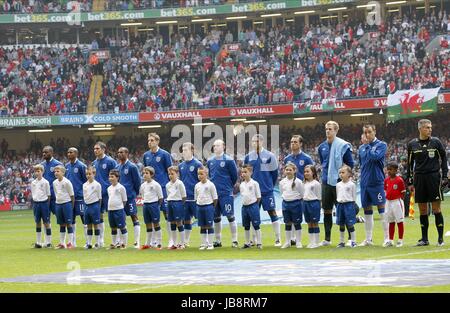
[133,221,140,245]
[324,213,333,241]
[94,229,100,245]
[364,211,374,241]
[45,227,52,245]
[285,225,292,244]
[389,222,395,241]
[185,227,192,244]
[214,221,222,242]
[379,212,388,242]
[230,221,238,242]
[146,228,152,246]
[207,228,215,246]
[295,228,302,244]
[272,220,281,242]
[36,227,42,244]
[420,214,429,241]
[435,212,444,241]
[397,222,404,240]
[255,229,262,245]
[71,224,76,245]
[339,225,345,243]
[245,229,250,245]
[121,229,128,246]
[178,226,185,245]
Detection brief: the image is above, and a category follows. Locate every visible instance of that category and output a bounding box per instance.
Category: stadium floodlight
[244,119,266,124]
[138,28,154,31]
[286,19,294,22]
[320,15,338,19]
[138,125,162,129]
[93,124,111,128]
[356,4,376,8]
[88,127,113,131]
[327,7,347,11]
[253,21,263,24]
[261,13,282,18]
[192,18,213,23]
[28,129,53,133]
[120,22,142,26]
[156,20,178,24]
[230,118,247,122]
[387,9,399,12]
[226,16,247,20]
[192,122,215,126]
[293,117,316,121]
[294,10,315,15]
[416,5,436,9]
[350,113,373,117]
[386,1,406,5]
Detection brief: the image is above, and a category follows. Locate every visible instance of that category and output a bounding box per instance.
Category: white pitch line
[109,285,166,293]
[373,248,450,260]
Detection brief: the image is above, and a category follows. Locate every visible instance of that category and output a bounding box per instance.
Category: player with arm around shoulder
[179,142,203,247]
[53,165,75,249]
[195,167,218,250]
[303,164,322,249]
[92,141,118,248]
[107,169,128,250]
[116,147,142,248]
[335,165,357,248]
[31,164,52,248]
[279,162,305,249]
[240,164,263,250]
[166,166,187,249]
[384,162,406,248]
[140,166,164,250]
[83,166,102,249]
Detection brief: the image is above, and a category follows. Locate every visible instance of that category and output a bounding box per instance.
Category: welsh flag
[387,88,440,122]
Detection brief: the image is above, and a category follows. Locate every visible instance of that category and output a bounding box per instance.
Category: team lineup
[30,119,448,251]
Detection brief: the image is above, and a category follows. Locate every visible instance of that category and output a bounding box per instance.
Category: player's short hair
[291,135,303,143]
[168,166,179,174]
[54,165,66,174]
[197,166,209,174]
[182,142,195,152]
[67,147,78,154]
[86,166,96,174]
[252,134,265,142]
[418,119,432,129]
[242,164,253,172]
[118,147,129,153]
[95,141,106,151]
[43,146,54,153]
[143,166,155,176]
[33,164,44,172]
[400,156,407,162]
[363,124,376,131]
[109,169,119,178]
[387,162,399,170]
[148,133,160,142]
[325,121,339,131]
[340,165,352,176]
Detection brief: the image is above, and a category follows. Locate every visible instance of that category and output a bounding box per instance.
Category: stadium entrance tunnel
[2,259,450,287]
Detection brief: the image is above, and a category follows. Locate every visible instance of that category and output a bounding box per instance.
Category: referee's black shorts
[322,183,336,212]
[414,172,444,203]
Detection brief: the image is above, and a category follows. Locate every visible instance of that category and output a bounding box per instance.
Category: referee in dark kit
[407,119,449,246]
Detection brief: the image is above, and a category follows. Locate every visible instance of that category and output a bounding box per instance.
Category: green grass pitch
[1,200,450,293]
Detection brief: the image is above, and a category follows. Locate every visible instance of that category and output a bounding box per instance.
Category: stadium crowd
[0,46,91,116]
[0,0,274,13]
[1,113,449,204]
[1,10,450,116]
